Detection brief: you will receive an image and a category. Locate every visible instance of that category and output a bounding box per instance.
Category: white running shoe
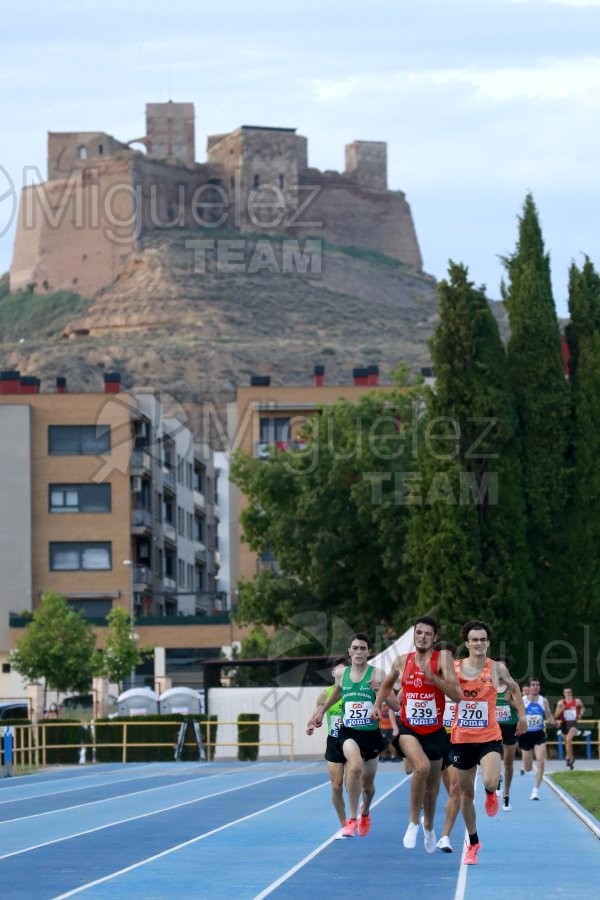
[403,821,419,849]
[530,787,540,801]
[436,835,453,853]
[420,817,436,854]
[503,798,512,811]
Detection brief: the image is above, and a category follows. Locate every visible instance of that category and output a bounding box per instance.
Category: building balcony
[255,440,306,459]
[195,541,207,562]
[163,575,177,593]
[193,489,205,511]
[195,590,229,616]
[132,565,153,588]
[163,522,177,544]
[163,467,176,492]
[214,549,221,566]
[131,450,152,473]
[131,507,153,531]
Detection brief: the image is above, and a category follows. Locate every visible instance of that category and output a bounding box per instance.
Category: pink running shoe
[485,790,499,816]
[464,841,482,865]
[357,811,371,837]
[341,819,357,838]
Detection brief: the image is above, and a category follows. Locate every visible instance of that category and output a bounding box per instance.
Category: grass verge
[552,771,600,820]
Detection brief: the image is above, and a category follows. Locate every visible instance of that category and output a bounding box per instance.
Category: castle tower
[145,101,195,166]
[345,141,387,192]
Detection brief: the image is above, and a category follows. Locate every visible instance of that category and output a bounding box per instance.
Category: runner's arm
[308,683,341,730]
[306,689,328,735]
[577,698,586,717]
[543,696,558,728]
[422,650,462,701]
[371,659,404,718]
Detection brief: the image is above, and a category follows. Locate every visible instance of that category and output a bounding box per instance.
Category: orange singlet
[451,658,501,744]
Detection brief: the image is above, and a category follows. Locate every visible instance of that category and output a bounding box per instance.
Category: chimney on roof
[19,376,40,394]
[0,370,21,394]
[367,365,379,386]
[250,375,271,387]
[56,377,67,394]
[314,365,325,387]
[352,367,369,386]
[103,372,122,393]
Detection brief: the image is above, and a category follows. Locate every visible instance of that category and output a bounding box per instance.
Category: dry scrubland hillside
[0,230,507,437]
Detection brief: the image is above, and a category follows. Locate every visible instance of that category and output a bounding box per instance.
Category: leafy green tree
[503,194,570,641]
[230,385,424,641]
[11,591,96,705]
[404,262,533,672]
[92,606,153,693]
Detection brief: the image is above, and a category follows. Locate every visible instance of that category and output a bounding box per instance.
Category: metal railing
[2,719,295,769]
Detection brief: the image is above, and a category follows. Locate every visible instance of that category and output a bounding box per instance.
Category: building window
[279,174,285,189]
[2,663,10,673]
[194,517,204,542]
[48,425,111,456]
[49,484,111,513]
[259,416,291,443]
[193,467,204,493]
[98,143,103,155]
[50,542,111,571]
[78,146,87,160]
[195,565,204,592]
[253,174,260,189]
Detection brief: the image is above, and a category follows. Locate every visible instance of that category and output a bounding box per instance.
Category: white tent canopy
[369,625,414,674]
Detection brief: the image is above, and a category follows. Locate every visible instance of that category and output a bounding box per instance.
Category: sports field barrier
[2,718,294,772]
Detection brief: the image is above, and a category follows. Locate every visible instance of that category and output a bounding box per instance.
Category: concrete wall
[0,406,32,650]
[207,686,324,759]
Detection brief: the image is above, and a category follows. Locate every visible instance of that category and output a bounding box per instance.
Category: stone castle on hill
[10,101,423,297]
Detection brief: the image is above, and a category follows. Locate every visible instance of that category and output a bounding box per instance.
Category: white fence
[207,686,327,759]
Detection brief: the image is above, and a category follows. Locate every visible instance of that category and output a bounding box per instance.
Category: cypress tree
[504,195,570,646]
[405,262,532,671]
[565,259,600,697]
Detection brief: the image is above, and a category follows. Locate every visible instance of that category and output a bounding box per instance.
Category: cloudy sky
[2,0,600,317]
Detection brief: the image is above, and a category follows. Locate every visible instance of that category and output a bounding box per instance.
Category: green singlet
[496,688,518,726]
[341,664,378,731]
[326,685,343,737]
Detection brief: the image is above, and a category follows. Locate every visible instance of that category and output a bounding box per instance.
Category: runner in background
[435,640,460,853]
[518,677,558,800]
[495,654,518,811]
[307,656,351,835]
[554,687,586,770]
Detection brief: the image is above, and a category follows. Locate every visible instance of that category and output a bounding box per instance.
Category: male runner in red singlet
[554,687,586,770]
[452,620,527,865]
[372,616,461,853]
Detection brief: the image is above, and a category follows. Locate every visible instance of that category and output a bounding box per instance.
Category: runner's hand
[370,705,382,720]
[516,715,527,736]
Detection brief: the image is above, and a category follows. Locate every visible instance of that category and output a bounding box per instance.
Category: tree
[92,606,153,693]
[230,384,424,643]
[11,591,96,705]
[503,194,570,642]
[404,262,533,672]
[564,259,600,694]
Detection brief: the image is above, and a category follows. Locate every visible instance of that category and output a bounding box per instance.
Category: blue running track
[0,760,597,898]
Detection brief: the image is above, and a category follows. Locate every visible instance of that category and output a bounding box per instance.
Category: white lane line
[0,763,214,807]
[454,772,479,900]
[53,779,330,899]
[0,763,319,861]
[543,774,600,839]
[254,774,412,899]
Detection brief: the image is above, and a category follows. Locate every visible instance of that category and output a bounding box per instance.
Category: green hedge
[94,714,219,763]
[39,719,87,764]
[237,714,260,761]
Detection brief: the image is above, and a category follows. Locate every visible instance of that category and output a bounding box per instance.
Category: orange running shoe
[341,819,357,838]
[485,790,499,816]
[464,841,482,865]
[357,809,371,837]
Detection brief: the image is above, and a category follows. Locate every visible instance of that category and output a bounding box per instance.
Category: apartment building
[227,365,398,586]
[0,370,230,698]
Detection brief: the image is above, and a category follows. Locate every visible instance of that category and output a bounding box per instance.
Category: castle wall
[146,102,195,167]
[297,173,423,269]
[11,158,138,296]
[207,127,304,232]
[48,132,129,180]
[345,141,387,191]
[129,156,225,231]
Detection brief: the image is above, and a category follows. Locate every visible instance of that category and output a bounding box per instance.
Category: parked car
[0,702,29,721]
[61,694,118,716]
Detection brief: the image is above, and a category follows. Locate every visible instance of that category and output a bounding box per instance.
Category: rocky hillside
[0,229,507,438]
